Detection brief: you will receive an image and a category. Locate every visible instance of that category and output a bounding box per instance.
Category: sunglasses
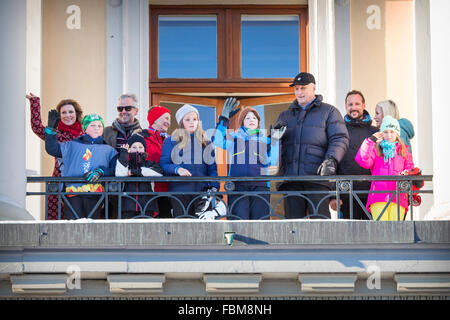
[117,106,135,112]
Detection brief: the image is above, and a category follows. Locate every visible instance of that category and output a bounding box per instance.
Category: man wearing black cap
[275,72,349,219]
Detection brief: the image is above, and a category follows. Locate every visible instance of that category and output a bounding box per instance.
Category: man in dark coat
[331,90,379,219]
[276,72,349,219]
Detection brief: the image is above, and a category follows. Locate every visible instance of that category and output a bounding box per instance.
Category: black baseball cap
[289,72,316,87]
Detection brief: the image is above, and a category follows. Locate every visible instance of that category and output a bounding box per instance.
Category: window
[158,15,218,78]
[150,6,308,84]
[241,15,300,78]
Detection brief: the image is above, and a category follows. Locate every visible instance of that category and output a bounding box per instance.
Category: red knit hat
[147,106,171,126]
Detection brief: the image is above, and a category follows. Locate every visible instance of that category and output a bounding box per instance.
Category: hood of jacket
[398,118,415,139]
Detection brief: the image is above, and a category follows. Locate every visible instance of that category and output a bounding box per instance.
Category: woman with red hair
[27,93,84,220]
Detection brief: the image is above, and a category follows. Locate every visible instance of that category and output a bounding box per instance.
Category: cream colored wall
[350,0,387,116]
[385,0,415,149]
[41,0,106,176]
[350,0,415,128]
[351,0,426,218]
[39,0,106,218]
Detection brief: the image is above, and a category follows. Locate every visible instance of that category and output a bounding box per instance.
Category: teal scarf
[380,140,397,163]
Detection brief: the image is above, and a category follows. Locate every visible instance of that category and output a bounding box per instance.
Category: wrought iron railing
[26,175,432,221]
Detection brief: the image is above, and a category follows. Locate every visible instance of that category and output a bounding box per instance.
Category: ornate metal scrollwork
[224,181,235,192]
[48,183,59,193]
[337,180,351,192]
[399,180,412,192]
[108,182,119,192]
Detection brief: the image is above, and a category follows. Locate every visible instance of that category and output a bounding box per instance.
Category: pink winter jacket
[355,138,414,213]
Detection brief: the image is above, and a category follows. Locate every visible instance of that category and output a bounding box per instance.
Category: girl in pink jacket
[355,116,414,221]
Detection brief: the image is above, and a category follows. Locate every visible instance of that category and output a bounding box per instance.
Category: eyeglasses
[117,106,135,112]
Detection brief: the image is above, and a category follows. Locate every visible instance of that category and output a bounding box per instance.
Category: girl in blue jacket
[160,104,219,218]
[212,98,286,220]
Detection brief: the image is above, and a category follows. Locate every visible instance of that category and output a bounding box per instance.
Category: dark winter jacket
[275,95,349,181]
[337,111,379,191]
[103,119,142,150]
[160,134,219,192]
[115,149,164,215]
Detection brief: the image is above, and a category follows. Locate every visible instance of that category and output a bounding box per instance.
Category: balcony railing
[26,175,433,221]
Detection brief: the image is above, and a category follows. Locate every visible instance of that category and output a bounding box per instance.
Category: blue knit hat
[380,115,400,136]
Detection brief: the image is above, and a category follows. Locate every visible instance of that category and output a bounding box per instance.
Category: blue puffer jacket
[45,130,118,192]
[398,118,414,152]
[160,134,219,192]
[211,117,280,187]
[275,95,349,178]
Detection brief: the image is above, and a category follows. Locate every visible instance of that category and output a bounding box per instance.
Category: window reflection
[241,15,300,78]
[158,15,217,78]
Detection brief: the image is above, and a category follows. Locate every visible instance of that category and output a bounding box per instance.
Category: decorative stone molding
[299,274,357,293]
[203,274,262,294]
[395,274,450,293]
[11,274,67,295]
[107,274,165,294]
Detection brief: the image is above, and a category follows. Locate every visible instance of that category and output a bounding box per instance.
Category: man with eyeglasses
[103,94,142,219]
[103,93,142,150]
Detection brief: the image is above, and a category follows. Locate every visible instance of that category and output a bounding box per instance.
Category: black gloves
[317,156,337,176]
[84,168,104,183]
[220,97,240,121]
[48,109,60,129]
[128,152,148,170]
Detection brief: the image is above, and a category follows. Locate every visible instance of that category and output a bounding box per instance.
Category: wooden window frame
[149,5,308,91]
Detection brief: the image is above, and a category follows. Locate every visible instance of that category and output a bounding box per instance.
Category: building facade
[0,0,449,301]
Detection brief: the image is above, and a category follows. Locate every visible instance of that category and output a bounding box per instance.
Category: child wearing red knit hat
[142,105,173,217]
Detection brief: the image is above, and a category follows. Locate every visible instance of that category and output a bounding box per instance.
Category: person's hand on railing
[329,199,343,211]
[176,167,192,176]
[84,168,104,183]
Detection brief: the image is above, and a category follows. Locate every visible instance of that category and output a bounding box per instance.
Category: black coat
[117,150,163,216]
[337,111,379,191]
[275,95,349,180]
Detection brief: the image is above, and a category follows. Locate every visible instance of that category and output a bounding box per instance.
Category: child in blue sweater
[45,114,118,219]
[160,104,219,218]
[212,98,286,220]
